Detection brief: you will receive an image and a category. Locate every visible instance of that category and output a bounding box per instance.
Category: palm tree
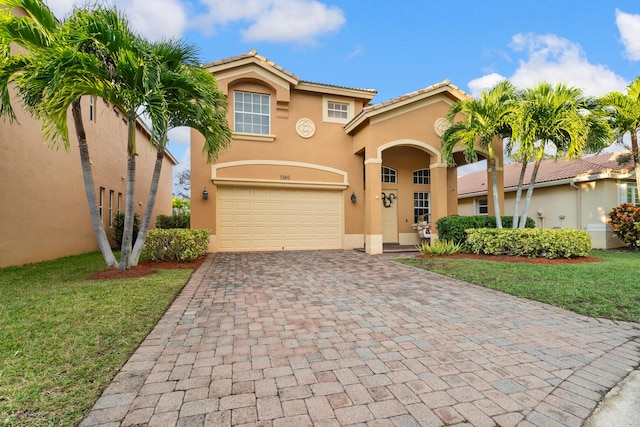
[0,0,120,267]
[602,77,640,193]
[442,80,518,228]
[511,82,611,228]
[128,43,231,266]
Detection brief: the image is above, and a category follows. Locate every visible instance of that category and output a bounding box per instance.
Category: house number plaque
[280,175,291,180]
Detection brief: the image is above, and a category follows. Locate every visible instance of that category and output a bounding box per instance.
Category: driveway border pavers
[81,251,640,427]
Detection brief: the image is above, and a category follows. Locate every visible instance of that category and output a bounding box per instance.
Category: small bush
[416,239,463,255]
[436,215,535,244]
[112,212,140,248]
[141,229,210,262]
[608,204,640,251]
[466,228,591,258]
[156,213,190,229]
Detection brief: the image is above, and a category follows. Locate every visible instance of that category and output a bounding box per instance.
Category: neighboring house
[191,50,490,255]
[0,94,177,267]
[458,152,637,249]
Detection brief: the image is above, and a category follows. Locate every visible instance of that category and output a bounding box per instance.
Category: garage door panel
[217,187,343,251]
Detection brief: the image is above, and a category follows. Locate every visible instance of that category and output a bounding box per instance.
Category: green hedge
[436,215,535,244]
[141,229,210,262]
[156,213,190,229]
[466,228,591,258]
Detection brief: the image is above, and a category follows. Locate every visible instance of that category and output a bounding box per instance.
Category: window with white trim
[477,198,488,215]
[109,190,114,227]
[327,101,349,119]
[627,186,639,205]
[234,91,270,135]
[414,192,430,223]
[381,166,397,183]
[89,95,95,121]
[413,168,430,184]
[99,187,105,221]
[117,192,122,214]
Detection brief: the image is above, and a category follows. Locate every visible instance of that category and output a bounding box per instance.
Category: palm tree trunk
[71,98,117,268]
[631,131,640,193]
[118,115,137,270]
[129,135,167,266]
[519,156,543,228]
[512,162,528,229]
[490,157,503,228]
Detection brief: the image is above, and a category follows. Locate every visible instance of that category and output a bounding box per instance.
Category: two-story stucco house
[191,50,499,255]
[0,94,177,268]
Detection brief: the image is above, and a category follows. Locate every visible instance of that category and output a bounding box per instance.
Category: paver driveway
[81,250,640,427]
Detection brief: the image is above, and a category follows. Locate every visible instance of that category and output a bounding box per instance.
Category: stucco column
[430,163,449,237]
[446,166,458,215]
[364,158,383,254]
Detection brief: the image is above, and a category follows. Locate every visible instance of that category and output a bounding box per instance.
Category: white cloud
[467,73,506,98]
[616,9,640,61]
[44,0,76,18]
[168,126,191,145]
[347,43,366,59]
[468,33,628,98]
[119,0,188,41]
[196,0,345,44]
[45,0,188,40]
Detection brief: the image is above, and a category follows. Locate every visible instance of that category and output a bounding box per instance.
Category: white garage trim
[212,160,349,185]
[216,187,344,251]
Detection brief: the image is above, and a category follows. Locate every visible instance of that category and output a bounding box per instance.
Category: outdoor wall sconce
[202,187,209,200]
[351,192,356,204]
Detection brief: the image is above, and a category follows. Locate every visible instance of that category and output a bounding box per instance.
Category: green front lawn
[0,253,193,426]
[398,249,640,324]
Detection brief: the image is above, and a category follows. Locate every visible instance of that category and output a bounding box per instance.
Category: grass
[397,249,640,324]
[0,252,193,426]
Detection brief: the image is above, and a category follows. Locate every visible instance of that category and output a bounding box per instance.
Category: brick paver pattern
[81,250,640,427]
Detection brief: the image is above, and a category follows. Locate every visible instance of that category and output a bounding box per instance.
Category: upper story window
[413,168,430,184]
[327,101,349,120]
[89,95,95,121]
[234,91,270,135]
[381,166,397,184]
[323,96,354,124]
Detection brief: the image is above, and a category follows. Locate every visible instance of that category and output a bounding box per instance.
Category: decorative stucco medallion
[434,117,451,136]
[296,118,316,139]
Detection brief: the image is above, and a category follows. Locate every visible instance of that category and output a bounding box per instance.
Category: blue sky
[46,0,640,190]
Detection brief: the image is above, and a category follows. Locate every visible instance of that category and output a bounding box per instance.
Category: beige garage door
[217,186,343,251]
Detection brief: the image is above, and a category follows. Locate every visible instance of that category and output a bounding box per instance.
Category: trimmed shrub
[608,204,640,251]
[156,213,190,229]
[466,228,591,258]
[436,215,535,244]
[112,212,140,248]
[141,229,210,262]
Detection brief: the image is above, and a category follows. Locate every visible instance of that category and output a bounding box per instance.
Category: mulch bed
[417,253,603,264]
[86,256,207,280]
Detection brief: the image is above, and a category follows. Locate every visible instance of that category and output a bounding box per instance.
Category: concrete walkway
[81,250,640,427]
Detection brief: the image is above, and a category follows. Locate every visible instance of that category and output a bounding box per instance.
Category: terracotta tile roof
[458,151,635,196]
[203,49,300,80]
[361,79,470,113]
[299,79,377,94]
[204,50,376,95]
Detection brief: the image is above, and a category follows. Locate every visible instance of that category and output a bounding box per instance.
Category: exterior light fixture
[351,192,356,204]
[202,187,209,200]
